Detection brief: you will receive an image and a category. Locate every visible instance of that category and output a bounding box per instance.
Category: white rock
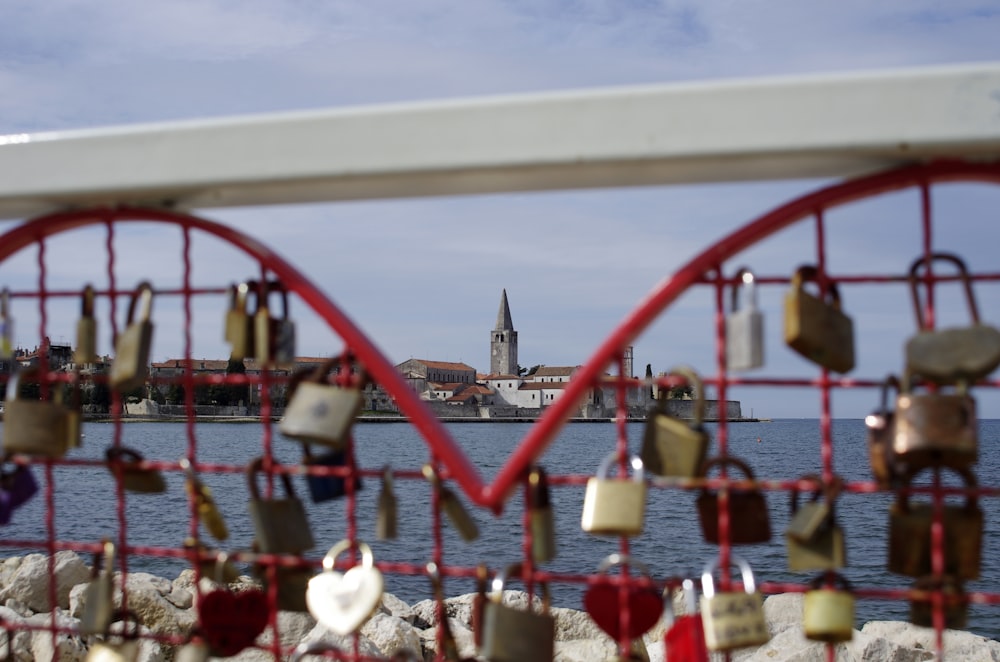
[0,551,90,612]
[419,616,477,660]
[0,606,32,661]
[553,638,617,661]
[361,611,423,656]
[26,609,88,662]
[862,621,1000,661]
[381,591,416,623]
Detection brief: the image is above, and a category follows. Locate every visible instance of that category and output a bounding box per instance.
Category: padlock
[910,574,967,629]
[803,572,854,642]
[528,465,556,563]
[581,453,646,537]
[726,267,765,371]
[75,284,99,364]
[696,456,771,545]
[80,540,116,635]
[583,554,663,641]
[424,463,480,542]
[888,466,982,580]
[906,253,1000,383]
[252,560,313,613]
[306,540,385,635]
[183,538,240,583]
[246,457,315,553]
[664,578,709,662]
[105,447,166,493]
[893,372,976,470]
[301,445,362,503]
[784,265,855,373]
[699,556,769,652]
[0,288,12,359]
[376,465,398,540]
[109,281,154,392]
[426,561,479,661]
[85,610,141,662]
[223,282,254,360]
[65,370,83,450]
[0,456,38,525]
[180,458,228,541]
[786,476,847,572]
[866,375,902,488]
[279,356,363,448]
[640,366,710,478]
[480,563,555,662]
[199,552,269,657]
[3,368,71,458]
[254,280,295,367]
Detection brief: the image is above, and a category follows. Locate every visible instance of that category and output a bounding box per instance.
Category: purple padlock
[0,460,38,525]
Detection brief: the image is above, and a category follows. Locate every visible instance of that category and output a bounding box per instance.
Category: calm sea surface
[1,418,998,640]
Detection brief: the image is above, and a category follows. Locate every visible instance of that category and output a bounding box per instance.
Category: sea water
[1,419,998,640]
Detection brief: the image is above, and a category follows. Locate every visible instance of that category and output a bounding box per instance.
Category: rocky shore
[1,551,997,661]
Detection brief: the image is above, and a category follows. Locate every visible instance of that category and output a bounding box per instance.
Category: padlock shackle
[790,473,843,513]
[596,452,644,483]
[896,464,979,512]
[322,538,374,571]
[699,454,756,483]
[255,279,290,317]
[729,266,757,313]
[808,571,852,593]
[595,552,652,578]
[81,283,95,317]
[879,373,900,413]
[246,456,299,501]
[125,281,153,324]
[229,282,250,312]
[900,369,970,396]
[105,446,145,467]
[908,252,980,330]
[701,555,756,599]
[664,365,705,425]
[791,264,842,309]
[91,538,116,578]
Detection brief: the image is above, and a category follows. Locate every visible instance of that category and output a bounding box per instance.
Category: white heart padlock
[306,539,384,635]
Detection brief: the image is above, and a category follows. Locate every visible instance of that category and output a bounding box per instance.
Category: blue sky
[2,1,1000,417]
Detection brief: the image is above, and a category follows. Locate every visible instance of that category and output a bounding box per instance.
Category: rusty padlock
[246,457,314,554]
[640,366,710,478]
[905,253,1000,383]
[893,372,977,471]
[279,356,364,448]
[697,456,771,545]
[786,475,846,572]
[700,556,769,652]
[480,563,555,662]
[726,267,765,371]
[106,447,167,493]
[3,368,71,458]
[75,284,99,364]
[866,375,902,489]
[109,281,154,393]
[254,280,295,367]
[581,452,646,537]
[784,265,855,373]
[910,574,967,629]
[803,572,854,642]
[888,466,982,580]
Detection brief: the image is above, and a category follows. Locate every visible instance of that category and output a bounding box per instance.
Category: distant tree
[166,383,184,405]
[526,365,540,376]
[225,356,247,405]
[91,383,111,411]
[668,384,694,400]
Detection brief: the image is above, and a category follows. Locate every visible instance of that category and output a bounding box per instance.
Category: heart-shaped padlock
[306,539,384,635]
[583,553,663,640]
[198,553,269,657]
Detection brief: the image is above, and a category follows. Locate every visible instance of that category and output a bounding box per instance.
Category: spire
[495,289,514,331]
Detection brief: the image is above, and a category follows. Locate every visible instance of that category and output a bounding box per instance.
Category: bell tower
[490,289,518,375]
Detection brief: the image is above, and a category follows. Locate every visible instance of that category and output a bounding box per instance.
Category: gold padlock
[106,447,167,493]
[785,475,830,542]
[75,284,99,365]
[786,476,846,572]
[784,265,855,373]
[640,366,710,478]
[180,458,228,541]
[0,288,12,359]
[279,356,364,448]
[893,372,977,471]
[3,368,71,458]
[696,455,771,545]
[109,281,154,393]
[888,466,982,580]
[910,574,967,629]
[699,556,769,652]
[906,253,1000,384]
[224,282,254,360]
[423,464,479,542]
[803,572,854,642]
[376,465,398,540]
[480,563,555,662]
[246,457,315,554]
[80,540,116,635]
[866,375,901,489]
[528,465,556,564]
[581,452,646,537]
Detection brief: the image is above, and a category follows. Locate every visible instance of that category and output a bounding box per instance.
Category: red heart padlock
[583,554,663,640]
[663,579,708,662]
[199,587,269,657]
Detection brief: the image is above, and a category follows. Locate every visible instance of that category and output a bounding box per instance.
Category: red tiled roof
[416,359,476,371]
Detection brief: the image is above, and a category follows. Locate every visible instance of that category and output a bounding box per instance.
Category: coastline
[77,415,766,424]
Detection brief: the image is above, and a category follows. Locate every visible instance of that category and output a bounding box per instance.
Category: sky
[2,0,1000,418]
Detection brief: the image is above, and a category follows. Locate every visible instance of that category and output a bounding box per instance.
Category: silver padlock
[480,563,555,662]
[581,453,646,537]
[700,556,769,652]
[279,357,364,448]
[726,267,765,371]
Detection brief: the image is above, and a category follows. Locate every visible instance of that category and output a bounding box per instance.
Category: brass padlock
[85,610,141,662]
[726,267,765,371]
[786,475,830,543]
[893,373,977,470]
[254,280,295,367]
[581,452,646,537]
[786,476,846,572]
[106,447,167,493]
[528,465,556,564]
[279,356,364,448]
[910,574,967,629]
[376,465,398,540]
[906,253,1000,383]
[480,563,555,662]
[866,375,902,489]
[0,288,12,358]
[224,282,254,360]
[3,368,71,458]
[696,456,771,545]
[640,366,710,478]
[803,572,854,642]
[75,284,99,364]
[109,281,154,393]
[80,540,116,635]
[246,457,315,554]
[888,466,982,580]
[784,265,855,373]
[423,464,479,542]
[699,556,769,652]
[253,561,313,613]
[180,458,228,541]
